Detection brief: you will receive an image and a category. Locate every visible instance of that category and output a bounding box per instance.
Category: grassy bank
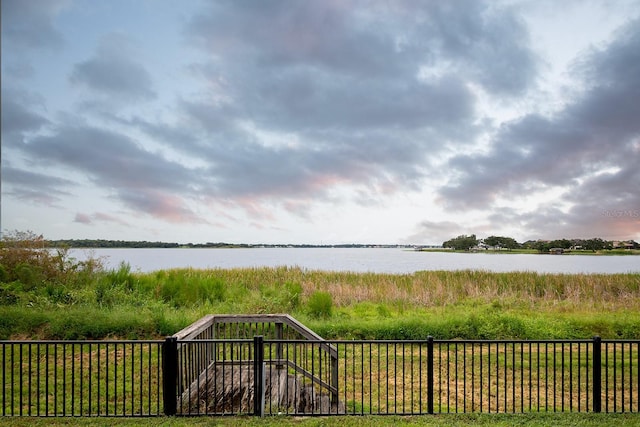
[1,256,639,340]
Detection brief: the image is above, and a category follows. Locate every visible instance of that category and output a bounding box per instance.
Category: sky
[2,0,640,245]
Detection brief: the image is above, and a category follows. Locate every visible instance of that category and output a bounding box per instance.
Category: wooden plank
[173,314,214,340]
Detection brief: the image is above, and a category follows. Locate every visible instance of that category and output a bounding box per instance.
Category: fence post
[592,336,602,413]
[162,336,178,416]
[427,336,434,414]
[253,336,265,417]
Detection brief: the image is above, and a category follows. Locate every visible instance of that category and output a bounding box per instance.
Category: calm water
[70,248,640,274]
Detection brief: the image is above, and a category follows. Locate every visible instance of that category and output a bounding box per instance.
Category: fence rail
[1,337,638,417]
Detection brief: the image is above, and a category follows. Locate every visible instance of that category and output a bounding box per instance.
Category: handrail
[173,314,214,340]
[173,313,338,357]
[173,314,339,405]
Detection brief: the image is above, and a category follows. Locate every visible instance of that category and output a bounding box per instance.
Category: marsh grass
[1,261,639,339]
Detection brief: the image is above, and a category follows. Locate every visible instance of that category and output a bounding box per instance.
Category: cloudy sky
[2,0,639,245]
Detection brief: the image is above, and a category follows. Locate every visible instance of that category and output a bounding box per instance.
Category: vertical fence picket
[426,336,434,414]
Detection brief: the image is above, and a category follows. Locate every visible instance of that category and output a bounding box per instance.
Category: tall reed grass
[1,260,639,340]
[160,267,638,311]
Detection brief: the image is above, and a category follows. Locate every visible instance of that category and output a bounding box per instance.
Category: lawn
[2,414,640,427]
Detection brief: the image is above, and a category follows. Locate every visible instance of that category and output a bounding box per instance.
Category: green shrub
[15,262,42,290]
[94,264,147,308]
[199,276,226,303]
[0,283,20,305]
[0,307,49,339]
[284,281,302,310]
[308,291,333,319]
[105,262,136,290]
[158,271,182,305]
[44,283,74,305]
[95,278,129,307]
[0,230,103,290]
[0,264,8,282]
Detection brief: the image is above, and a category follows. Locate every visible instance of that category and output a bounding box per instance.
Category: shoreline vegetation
[47,238,640,255]
[42,234,639,254]
[1,232,639,341]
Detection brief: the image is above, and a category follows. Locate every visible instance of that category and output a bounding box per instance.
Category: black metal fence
[1,340,164,416]
[2,337,638,416]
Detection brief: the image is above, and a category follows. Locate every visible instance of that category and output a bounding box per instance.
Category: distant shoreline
[49,240,417,249]
[50,240,640,255]
[414,248,640,256]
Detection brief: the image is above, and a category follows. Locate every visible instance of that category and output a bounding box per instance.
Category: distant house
[613,241,636,249]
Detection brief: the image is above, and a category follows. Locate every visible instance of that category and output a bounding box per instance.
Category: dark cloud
[0,0,65,50]
[6,0,541,227]
[12,0,609,239]
[2,166,74,206]
[422,1,537,96]
[118,190,206,224]
[74,212,130,227]
[142,0,537,212]
[74,213,92,224]
[440,28,640,239]
[16,125,204,221]
[23,126,190,191]
[3,61,35,80]
[185,0,536,135]
[70,34,156,102]
[187,1,536,95]
[404,219,479,245]
[439,17,640,239]
[1,88,49,145]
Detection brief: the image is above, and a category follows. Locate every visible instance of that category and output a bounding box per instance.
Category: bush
[307,291,333,318]
[284,281,302,310]
[104,262,136,290]
[0,264,8,282]
[199,276,226,303]
[15,263,42,290]
[0,230,103,290]
[0,283,20,305]
[44,283,74,305]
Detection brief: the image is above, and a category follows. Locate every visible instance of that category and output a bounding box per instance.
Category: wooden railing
[172,314,339,408]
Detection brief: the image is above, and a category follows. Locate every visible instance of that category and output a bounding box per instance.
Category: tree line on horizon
[1,231,638,252]
[442,234,640,252]
[42,238,404,249]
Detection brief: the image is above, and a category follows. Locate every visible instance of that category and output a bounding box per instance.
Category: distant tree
[484,236,520,250]
[532,240,551,253]
[483,236,500,247]
[443,234,478,251]
[549,239,572,249]
[582,238,606,252]
[521,240,538,250]
[533,238,571,253]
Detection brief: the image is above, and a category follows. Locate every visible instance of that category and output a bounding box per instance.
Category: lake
[70,248,640,274]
